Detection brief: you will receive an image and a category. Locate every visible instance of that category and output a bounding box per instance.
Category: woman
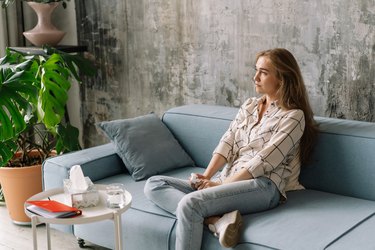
[144,48,318,249]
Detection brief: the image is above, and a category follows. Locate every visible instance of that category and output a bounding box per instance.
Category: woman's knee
[144,175,163,199]
[176,192,201,219]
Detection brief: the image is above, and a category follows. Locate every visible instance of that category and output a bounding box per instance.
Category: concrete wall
[75,0,375,147]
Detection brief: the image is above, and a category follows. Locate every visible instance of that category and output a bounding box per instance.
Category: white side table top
[25,184,132,225]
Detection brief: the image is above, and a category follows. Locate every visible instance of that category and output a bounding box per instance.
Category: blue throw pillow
[98,113,195,181]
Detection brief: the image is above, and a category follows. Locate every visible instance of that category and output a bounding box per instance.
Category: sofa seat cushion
[325,213,375,250]
[75,166,202,249]
[95,166,204,218]
[242,189,375,250]
[92,169,375,250]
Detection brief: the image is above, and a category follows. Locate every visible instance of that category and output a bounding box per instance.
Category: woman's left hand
[196,179,220,190]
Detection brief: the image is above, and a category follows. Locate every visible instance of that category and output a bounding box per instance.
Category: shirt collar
[256,95,280,107]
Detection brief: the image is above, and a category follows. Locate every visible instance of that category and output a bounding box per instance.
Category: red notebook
[26,200,82,218]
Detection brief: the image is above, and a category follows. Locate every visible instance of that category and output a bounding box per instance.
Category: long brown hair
[256,48,318,164]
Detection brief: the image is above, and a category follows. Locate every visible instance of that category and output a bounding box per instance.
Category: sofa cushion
[95,166,203,218]
[162,104,236,168]
[94,167,375,250]
[242,189,375,250]
[98,114,195,181]
[76,166,204,249]
[325,213,375,250]
[300,116,375,201]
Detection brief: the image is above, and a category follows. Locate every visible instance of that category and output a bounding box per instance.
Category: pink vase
[23,2,66,46]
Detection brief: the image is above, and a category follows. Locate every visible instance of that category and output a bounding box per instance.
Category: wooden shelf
[9,45,88,55]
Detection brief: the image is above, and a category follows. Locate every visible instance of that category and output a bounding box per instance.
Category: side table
[24,184,132,250]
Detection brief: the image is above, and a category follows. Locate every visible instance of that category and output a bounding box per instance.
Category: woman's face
[253,56,281,100]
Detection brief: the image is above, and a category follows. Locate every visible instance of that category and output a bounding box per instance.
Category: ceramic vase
[23,2,65,46]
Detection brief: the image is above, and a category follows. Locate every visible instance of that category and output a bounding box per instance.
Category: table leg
[46,223,51,250]
[31,216,38,250]
[113,211,123,250]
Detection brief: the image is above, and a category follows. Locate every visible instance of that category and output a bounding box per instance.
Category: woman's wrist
[201,172,212,179]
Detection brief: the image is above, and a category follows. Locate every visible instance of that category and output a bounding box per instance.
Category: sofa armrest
[43,143,126,190]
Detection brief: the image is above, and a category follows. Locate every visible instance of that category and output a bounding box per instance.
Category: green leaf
[55,123,81,153]
[0,47,24,65]
[0,140,17,167]
[0,105,14,140]
[0,68,37,142]
[37,54,71,129]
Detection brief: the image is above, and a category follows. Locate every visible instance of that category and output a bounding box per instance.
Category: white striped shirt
[213,97,305,198]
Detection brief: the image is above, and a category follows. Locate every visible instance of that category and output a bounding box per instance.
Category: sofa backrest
[163,104,236,168]
[300,116,375,201]
[163,104,375,201]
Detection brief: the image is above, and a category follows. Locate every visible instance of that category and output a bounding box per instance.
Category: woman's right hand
[190,173,220,190]
[189,173,205,189]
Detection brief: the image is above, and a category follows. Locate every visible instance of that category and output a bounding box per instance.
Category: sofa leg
[77,238,85,248]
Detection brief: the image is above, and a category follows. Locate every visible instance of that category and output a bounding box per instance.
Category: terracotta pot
[0,165,42,224]
[23,2,65,46]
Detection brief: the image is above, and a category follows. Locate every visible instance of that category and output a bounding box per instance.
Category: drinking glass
[106,183,126,209]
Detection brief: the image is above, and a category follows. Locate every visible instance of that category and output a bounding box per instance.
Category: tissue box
[63,177,100,208]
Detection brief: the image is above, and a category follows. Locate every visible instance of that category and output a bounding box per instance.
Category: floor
[0,204,110,250]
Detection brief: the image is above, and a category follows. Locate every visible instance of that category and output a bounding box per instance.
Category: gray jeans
[144,175,280,250]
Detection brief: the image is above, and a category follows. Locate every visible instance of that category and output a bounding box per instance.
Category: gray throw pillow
[98,113,195,181]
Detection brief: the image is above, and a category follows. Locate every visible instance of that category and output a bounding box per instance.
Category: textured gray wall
[75,0,375,147]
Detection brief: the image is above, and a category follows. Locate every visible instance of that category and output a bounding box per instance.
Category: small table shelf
[24,184,132,250]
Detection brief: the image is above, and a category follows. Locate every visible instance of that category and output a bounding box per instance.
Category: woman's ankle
[204,215,221,226]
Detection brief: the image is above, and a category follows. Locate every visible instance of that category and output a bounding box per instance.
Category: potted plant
[0,46,95,224]
[1,0,71,46]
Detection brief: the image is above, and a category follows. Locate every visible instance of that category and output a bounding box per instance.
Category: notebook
[26,200,82,218]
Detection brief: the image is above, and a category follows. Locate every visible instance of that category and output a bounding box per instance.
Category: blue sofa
[43,104,375,250]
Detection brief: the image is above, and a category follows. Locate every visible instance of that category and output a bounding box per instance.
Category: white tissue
[69,165,88,192]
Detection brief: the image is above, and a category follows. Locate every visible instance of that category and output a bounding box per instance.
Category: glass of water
[106,183,126,209]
